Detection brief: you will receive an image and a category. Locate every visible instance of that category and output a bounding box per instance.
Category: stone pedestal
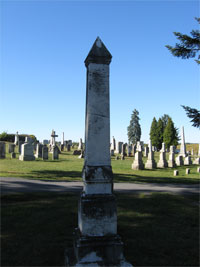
[193,157,200,165]
[168,152,176,168]
[157,152,168,168]
[145,140,156,169]
[0,142,6,159]
[19,138,35,161]
[184,156,192,165]
[175,155,184,166]
[66,37,131,266]
[132,151,144,170]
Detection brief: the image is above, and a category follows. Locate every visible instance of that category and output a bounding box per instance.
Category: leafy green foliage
[163,117,179,148]
[157,118,164,150]
[150,117,159,148]
[166,17,200,64]
[181,105,200,128]
[127,109,141,144]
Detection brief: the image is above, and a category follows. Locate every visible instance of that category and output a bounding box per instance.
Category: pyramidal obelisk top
[84,36,112,67]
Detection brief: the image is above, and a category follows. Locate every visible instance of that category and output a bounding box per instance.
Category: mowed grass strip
[0,149,199,184]
[1,192,199,266]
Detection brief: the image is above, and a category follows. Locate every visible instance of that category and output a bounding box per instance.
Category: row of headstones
[131,145,200,170]
[0,139,60,161]
[174,167,200,176]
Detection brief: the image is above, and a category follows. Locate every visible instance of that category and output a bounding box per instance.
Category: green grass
[0,147,200,184]
[1,192,199,266]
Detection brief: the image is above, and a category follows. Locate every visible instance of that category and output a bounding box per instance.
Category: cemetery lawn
[1,191,199,266]
[0,150,199,184]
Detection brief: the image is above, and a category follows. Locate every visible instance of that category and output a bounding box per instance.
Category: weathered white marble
[19,138,35,161]
[179,126,186,157]
[145,140,156,169]
[132,151,144,170]
[157,151,168,168]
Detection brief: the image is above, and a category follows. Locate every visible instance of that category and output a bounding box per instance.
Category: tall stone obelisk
[179,126,186,157]
[66,37,131,266]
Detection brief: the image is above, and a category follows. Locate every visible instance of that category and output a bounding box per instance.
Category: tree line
[127,110,179,149]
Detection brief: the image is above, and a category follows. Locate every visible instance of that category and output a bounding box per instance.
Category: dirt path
[0,177,199,195]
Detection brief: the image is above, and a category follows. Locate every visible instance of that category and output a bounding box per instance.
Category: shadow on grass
[31,170,82,179]
[114,172,200,184]
[1,192,199,266]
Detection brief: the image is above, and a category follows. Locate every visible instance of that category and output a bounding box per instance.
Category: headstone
[66,37,131,266]
[160,142,166,152]
[35,143,43,158]
[110,149,114,156]
[179,126,186,157]
[43,139,48,145]
[0,142,6,158]
[18,141,23,154]
[78,138,83,150]
[78,149,84,158]
[191,148,194,156]
[132,144,136,156]
[198,144,200,156]
[168,145,176,168]
[115,141,123,154]
[11,152,16,159]
[127,144,132,156]
[19,138,35,161]
[186,168,190,174]
[8,143,15,153]
[175,155,184,166]
[143,146,149,157]
[197,167,200,173]
[157,151,168,168]
[121,143,126,156]
[145,140,156,169]
[136,141,142,152]
[132,151,144,170]
[52,146,59,160]
[193,157,200,165]
[50,130,58,152]
[42,145,48,160]
[73,150,81,155]
[184,156,192,165]
[62,132,64,145]
[67,144,71,152]
[60,144,64,151]
[111,136,116,150]
[14,131,19,145]
[174,170,179,176]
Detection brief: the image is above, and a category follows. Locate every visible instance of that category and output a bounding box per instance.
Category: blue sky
[1,0,199,143]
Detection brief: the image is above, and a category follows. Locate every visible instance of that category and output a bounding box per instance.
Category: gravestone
[186,168,190,174]
[115,141,123,154]
[67,144,71,152]
[191,149,194,156]
[11,152,16,159]
[121,143,126,156]
[175,155,184,166]
[110,149,114,156]
[62,132,65,145]
[52,146,59,160]
[43,139,48,145]
[157,150,168,168]
[179,126,186,157]
[143,146,149,157]
[78,149,84,159]
[60,144,64,151]
[145,140,156,169]
[35,143,43,158]
[127,144,132,156]
[168,145,176,168]
[14,131,19,145]
[8,143,15,153]
[66,37,131,266]
[73,150,81,155]
[49,130,58,152]
[136,141,142,152]
[111,136,116,150]
[198,144,200,156]
[78,138,83,150]
[19,137,35,161]
[132,144,136,156]
[42,145,48,160]
[0,142,6,158]
[132,151,144,170]
[18,141,23,154]
[174,170,179,176]
[197,167,200,173]
[193,157,200,165]
[184,156,192,165]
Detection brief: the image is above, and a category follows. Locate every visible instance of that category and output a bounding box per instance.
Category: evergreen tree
[166,17,200,64]
[150,117,159,148]
[181,105,200,128]
[161,114,170,129]
[163,118,179,148]
[127,109,141,144]
[157,118,164,150]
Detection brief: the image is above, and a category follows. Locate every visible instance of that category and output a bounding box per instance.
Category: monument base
[145,160,156,169]
[65,229,132,266]
[19,155,35,161]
